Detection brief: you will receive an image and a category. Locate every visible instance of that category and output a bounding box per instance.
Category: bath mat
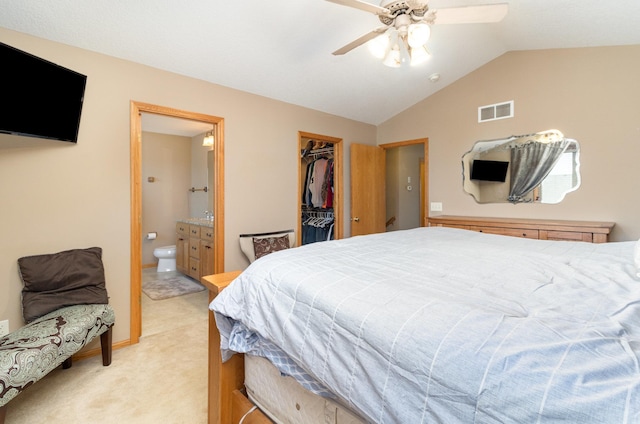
[142,275,205,300]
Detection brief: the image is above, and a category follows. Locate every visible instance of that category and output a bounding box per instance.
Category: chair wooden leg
[0,404,7,424]
[100,326,113,366]
[62,357,73,369]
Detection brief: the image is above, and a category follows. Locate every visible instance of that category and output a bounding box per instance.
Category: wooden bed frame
[202,271,272,424]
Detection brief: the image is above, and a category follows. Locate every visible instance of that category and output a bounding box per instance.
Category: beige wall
[0,28,376,342]
[141,131,191,265]
[378,46,640,242]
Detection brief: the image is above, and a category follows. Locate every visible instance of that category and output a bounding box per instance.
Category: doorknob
[352,217,360,222]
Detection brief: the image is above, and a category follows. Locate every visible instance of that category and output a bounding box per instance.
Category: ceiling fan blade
[332,27,388,55]
[325,0,390,15]
[432,3,508,24]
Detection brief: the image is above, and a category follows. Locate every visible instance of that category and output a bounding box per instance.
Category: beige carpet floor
[5,270,210,424]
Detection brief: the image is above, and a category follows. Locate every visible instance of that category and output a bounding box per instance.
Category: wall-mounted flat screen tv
[471,160,509,182]
[0,42,87,143]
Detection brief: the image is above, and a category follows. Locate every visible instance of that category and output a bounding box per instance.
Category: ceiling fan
[327,0,508,67]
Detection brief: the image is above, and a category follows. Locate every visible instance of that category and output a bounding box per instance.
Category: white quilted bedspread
[210,227,640,423]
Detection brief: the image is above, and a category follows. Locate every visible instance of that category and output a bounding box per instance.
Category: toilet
[153,245,177,272]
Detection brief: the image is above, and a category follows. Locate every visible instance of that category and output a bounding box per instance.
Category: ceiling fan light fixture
[398,36,411,65]
[410,45,431,66]
[328,0,509,69]
[368,33,390,59]
[383,46,402,68]
[407,23,431,48]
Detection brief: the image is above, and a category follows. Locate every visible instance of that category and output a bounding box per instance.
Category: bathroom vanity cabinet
[176,221,214,281]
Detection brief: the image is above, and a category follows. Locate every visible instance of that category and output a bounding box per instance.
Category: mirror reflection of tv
[471,160,509,182]
[0,42,87,143]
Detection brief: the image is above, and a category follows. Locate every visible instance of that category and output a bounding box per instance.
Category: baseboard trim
[73,339,131,362]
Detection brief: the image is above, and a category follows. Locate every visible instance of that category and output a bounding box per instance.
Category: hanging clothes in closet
[301,209,334,245]
[301,143,335,245]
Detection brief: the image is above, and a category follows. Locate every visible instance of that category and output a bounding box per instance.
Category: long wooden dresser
[428,215,615,243]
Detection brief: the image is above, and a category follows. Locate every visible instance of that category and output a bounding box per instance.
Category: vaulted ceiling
[2,0,639,125]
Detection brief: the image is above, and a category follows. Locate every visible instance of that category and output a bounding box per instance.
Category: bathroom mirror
[462,130,580,204]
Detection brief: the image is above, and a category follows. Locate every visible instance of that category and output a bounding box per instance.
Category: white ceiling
[2,0,639,126]
[141,114,213,137]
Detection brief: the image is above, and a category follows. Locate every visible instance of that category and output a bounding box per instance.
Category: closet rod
[302,209,334,217]
[302,146,334,159]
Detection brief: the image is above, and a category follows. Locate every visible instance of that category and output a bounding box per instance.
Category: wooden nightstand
[201,270,242,297]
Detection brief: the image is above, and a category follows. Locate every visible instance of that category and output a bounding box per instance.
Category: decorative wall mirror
[462,130,580,204]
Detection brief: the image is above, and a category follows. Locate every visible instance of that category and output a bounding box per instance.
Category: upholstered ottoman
[0,304,114,422]
[0,246,115,423]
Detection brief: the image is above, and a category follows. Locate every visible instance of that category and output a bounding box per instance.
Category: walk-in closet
[298,131,343,245]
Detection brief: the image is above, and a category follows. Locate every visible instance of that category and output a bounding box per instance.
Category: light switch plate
[430,202,443,212]
[0,320,9,337]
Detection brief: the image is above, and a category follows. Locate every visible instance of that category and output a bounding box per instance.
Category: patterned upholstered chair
[0,247,115,423]
[239,229,295,263]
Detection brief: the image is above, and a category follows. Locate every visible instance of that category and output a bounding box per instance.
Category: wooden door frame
[379,138,429,227]
[297,131,344,242]
[129,101,225,344]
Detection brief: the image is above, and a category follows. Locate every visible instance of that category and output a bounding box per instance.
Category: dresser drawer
[469,226,539,239]
[437,223,470,230]
[541,230,592,242]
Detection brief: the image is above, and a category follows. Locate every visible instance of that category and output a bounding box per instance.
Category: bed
[208,226,640,423]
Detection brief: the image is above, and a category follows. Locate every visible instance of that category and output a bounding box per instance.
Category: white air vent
[478,101,514,123]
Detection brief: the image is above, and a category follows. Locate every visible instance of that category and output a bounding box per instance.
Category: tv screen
[0,42,87,143]
[471,160,509,182]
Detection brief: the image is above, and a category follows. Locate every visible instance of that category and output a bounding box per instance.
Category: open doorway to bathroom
[130,101,225,344]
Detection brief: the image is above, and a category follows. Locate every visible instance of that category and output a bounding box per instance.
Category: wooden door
[350,143,385,236]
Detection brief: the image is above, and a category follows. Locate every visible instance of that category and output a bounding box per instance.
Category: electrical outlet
[0,320,9,337]
[430,202,443,212]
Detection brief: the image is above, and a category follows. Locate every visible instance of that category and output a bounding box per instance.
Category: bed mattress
[245,354,365,424]
[212,227,640,423]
